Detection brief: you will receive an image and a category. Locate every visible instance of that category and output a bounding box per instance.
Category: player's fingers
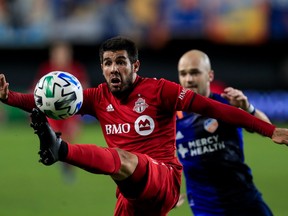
[220,93,229,100]
[0,74,5,87]
[233,94,247,101]
[0,75,8,95]
[0,81,9,100]
[223,90,238,98]
[4,82,9,94]
[230,89,243,97]
[223,87,233,93]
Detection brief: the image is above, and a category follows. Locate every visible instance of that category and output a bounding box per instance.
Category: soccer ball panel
[34,71,83,120]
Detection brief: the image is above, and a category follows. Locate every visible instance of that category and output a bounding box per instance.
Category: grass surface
[0,120,287,216]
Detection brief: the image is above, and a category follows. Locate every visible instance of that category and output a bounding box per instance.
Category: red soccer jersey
[80,76,184,165]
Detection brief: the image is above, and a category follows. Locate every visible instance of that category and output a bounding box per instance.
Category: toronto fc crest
[133,98,148,113]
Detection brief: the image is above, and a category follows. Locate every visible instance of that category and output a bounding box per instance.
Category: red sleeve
[183,93,275,138]
[155,79,275,137]
[3,91,35,112]
[157,79,184,112]
[78,87,99,117]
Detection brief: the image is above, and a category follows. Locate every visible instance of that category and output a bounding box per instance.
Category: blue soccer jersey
[176,93,272,215]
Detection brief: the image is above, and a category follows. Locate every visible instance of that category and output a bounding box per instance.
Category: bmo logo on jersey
[135,115,155,136]
[105,123,130,134]
[105,115,155,136]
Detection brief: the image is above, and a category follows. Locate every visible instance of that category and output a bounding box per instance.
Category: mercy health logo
[177,135,225,158]
[104,115,155,136]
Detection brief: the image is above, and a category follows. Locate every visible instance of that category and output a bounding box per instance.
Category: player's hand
[0,74,9,100]
[175,193,186,208]
[272,128,288,145]
[221,87,249,110]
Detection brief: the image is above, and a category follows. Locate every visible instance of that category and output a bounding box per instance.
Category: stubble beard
[109,72,134,98]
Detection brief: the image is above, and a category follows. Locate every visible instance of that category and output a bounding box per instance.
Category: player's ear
[133,60,140,73]
[208,70,214,82]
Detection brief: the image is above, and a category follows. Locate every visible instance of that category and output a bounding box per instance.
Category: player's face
[178,57,213,97]
[101,50,139,96]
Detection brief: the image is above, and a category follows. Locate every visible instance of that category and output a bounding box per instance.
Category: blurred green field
[0,116,288,215]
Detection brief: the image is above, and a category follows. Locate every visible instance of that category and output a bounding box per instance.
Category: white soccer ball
[34,71,83,120]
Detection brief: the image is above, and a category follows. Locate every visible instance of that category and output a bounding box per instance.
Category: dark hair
[99,36,138,64]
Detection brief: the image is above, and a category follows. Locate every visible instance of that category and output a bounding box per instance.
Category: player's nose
[111,63,119,73]
[186,75,194,83]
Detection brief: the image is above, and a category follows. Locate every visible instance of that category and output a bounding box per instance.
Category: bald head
[177,49,214,97]
[178,49,211,72]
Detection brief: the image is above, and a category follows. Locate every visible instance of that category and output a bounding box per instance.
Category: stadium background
[0,1,288,215]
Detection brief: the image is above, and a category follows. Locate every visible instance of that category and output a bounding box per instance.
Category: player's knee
[112,148,138,180]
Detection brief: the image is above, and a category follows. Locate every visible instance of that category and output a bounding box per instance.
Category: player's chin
[109,85,122,95]
[186,87,197,93]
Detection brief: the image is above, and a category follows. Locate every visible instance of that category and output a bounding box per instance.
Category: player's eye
[116,60,126,66]
[180,72,187,77]
[103,61,112,66]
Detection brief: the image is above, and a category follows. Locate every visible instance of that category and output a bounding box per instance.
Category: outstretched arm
[0,73,35,112]
[192,92,288,146]
[221,87,270,123]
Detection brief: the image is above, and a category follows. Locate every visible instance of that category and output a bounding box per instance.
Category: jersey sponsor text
[178,135,225,157]
[105,123,130,134]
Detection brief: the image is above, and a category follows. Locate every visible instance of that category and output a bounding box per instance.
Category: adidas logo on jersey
[106,104,114,112]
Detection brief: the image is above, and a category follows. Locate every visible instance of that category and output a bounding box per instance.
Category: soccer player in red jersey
[1,36,288,216]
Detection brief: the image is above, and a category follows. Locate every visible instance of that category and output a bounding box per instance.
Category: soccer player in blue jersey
[176,49,273,215]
